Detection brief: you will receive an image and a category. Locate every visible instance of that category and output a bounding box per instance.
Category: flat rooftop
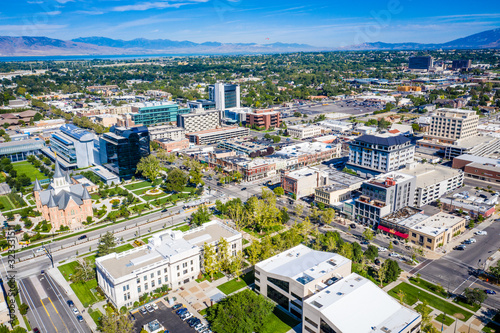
[382,207,426,226]
[183,222,240,246]
[285,167,320,180]
[255,245,351,285]
[400,164,462,188]
[411,212,465,237]
[304,273,420,333]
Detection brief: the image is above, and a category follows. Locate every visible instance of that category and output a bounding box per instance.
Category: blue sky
[1,0,499,46]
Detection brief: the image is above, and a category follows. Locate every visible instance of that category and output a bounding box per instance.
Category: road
[19,272,90,333]
[464,178,500,191]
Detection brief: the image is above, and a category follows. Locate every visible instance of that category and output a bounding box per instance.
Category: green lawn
[90,194,101,200]
[242,239,250,245]
[142,192,170,201]
[388,283,473,321]
[0,196,15,211]
[453,298,481,312]
[409,277,449,298]
[115,243,134,253]
[124,181,153,191]
[12,161,48,181]
[89,309,103,326]
[483,321,500,333]
[70,280,102,307]
[58,261,79,282]
[218,271,254,295]
[262,307,300,333]
[435,313,455,326]
[173,225,190,232]
[196,272,225,283]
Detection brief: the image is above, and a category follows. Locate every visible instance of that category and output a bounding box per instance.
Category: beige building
[287,125,323,139]
[408,212,466,250]
[282,167,328,198]
[254,244,352,319]
[96,220,242,308]
[426,108,478,143]
[302,273,421,333]
[315,170,364,207]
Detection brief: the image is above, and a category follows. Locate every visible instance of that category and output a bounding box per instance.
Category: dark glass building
[408,56,433,70]
[99,126,150,180]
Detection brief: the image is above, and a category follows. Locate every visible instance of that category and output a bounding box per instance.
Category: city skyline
[0,0,499,47]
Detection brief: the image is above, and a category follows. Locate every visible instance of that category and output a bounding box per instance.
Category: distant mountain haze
[0,28,498,57]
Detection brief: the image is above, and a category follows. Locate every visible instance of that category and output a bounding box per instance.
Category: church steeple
[34,178,42,192]
[51,158,71,195]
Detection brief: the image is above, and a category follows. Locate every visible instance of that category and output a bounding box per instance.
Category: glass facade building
[50,124,95,168]
[130,102,189,126]
[0,139,45,162]
[99,126,150,180]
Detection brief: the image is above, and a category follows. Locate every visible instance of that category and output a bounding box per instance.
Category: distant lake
[0,52,260,62]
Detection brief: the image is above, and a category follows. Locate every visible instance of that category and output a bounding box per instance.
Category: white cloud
[0,24,67,36]
[74,10,104,15]
[27,1,44,4]
[45,11,61,15]
[112,0,208,12]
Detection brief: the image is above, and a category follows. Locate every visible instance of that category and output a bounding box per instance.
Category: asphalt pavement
[19,272,90,333]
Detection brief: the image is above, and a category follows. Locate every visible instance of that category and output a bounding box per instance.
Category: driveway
[132,301,197,333]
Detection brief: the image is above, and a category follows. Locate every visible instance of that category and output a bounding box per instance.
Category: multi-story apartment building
[177,110,221,133]
[452,59,472,70]
[354,172,416,225]
[208,83,240,110]
[254,244,352,319]
[315,170,364,207]
[130,102,189,126]
[188,127,250,145]
[187,99,216,111]
[426,108,478,144]
[281,167,328,198]
[99,126,150,180]
[50,124,95,169]
[399,163,464,207]
[347,134,415,177]
[246,109,281,130]
[96,220,242,309]
[148,125,186,141]
[302,273,421,333]
[287,125,323,139]
[409,56,433,70]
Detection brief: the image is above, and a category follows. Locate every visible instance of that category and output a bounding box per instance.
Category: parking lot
[132,301,197,333]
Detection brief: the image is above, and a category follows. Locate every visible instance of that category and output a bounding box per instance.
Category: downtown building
[96,220,242,309]
[177,109,221,133]
[129,101,189,126]
[208,83,240,110]
[48,124,96,169]
[347,133,415,177]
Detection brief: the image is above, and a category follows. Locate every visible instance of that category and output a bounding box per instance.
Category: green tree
[72,257,95,283]
[190,206,212,227]
[320,208,335,225]
[97,231,116,257]
[229,251,244,280]
[165,169,188,193]
[362,228,374,241]
[273,187,285,196]
[217,237,230,272]
[382,259,401,283]
[364,245,379,261]
[247,240,261,265]
[463,288,487,306]
[136,155,160,181]
[203,243,218,280]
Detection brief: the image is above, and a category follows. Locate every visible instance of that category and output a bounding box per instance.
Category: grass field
[435,313,455,326]
[0,196,15,211]
[124,181,152,191]
[196,272,225,283]
[389,283,473,321]
[12,161,48,182]
[89,309,103,326]
[115,243,134,253]
[262,307,300,333]
[409,277,449,298]
[218,271,254,295]
[70,280,102,307]
[173,225,190,232]
[454,297,481,312]
[58,261,79,281]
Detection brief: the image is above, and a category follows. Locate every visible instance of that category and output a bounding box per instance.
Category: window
[177,265,180,270]
[164,276,168,283]
[177,273,180,277]
[158,278,161,285]
[150,273,154,279]
[183,263,188,268]
[290,300,302,310]
[151,281,155,287]
[255,277,260,283]
[136,278,140,284]
[320,318,337,333]
[190,260,193,265]
[304,325,316,333]
[164,268,168,273]
[254,285,260,292]
[267,277,289,293]
[267,286,289,310]
[157,270,161,276]
[183,270,188,275]
[123,285,129,291]
[144,283,148,290]
[291,292,303,301]
[305,317,318,328]
[137,286,141,293]
[143,276,147,281]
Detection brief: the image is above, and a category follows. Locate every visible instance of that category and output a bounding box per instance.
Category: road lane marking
[41,299,59,332]
[48,297,58,314]
[45,273,83,333]
[19,280,46,333]
[48,296,70,333]
[409,259,433,275]
[452,276,470,293]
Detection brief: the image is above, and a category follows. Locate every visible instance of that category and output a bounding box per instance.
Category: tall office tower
[208,83,240,110]
[409,56,433,70]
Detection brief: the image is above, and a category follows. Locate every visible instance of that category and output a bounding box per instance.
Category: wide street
[18,271,90,333]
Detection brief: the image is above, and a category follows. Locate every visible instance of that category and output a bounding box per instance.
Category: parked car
[77,235,87,240]
[374,259,381,265]
[389,252,400,258]
[393,240,399,245]
[72,307,79,315]
[172,303,183,310]
[181,312,193,321]
[195,324,206,332]
[475,230,488,236]
[140,307,147,315]
[241,187,247,191]
[33,328,40,333]
[77,315,83,323]
[189,318,201,327]
[67,300,74,307]
[176,308,188,315]
[350,223,356,229]
[145,304,154,313]
[360,240,369,245]
[455,245,466,250]
[378,247,388,252]
[485,289,497,295]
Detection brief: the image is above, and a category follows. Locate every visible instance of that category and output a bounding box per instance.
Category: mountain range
[0,28,499,57]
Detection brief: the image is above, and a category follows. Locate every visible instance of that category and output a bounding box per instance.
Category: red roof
[388,129,400,134]
[378,225,409,239]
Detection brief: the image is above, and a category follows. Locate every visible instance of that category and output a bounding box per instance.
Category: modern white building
[302,273,421,333]
[347,133,415,177]
[400,162,464,207]
[208,83,240,110]
[427,108,479,143]
[288,125,323,139]
[49,124,95,169]
[318,120,352,133]
[96,220,242,308]
[177,110,221,133]
[255,245,352,319]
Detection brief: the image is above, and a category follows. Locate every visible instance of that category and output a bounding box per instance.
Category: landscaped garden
[12,161,48,182]
[124,180,153,191]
